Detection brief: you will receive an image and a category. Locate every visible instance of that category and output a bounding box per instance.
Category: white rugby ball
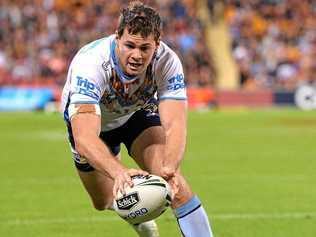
[113,174,172,224]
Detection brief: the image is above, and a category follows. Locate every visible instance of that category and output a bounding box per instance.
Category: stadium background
[1,0,315,237]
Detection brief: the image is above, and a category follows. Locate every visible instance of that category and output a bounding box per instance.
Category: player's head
[115,1,162,78]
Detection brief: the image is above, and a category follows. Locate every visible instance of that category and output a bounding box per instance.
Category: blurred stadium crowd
[0,0,214,87]
[0,0,315,92]
[225,0,316,90]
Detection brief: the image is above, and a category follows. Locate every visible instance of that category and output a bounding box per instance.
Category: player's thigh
[130,127,193,207]
[77,154,120,210]
[129,125,165,174]
[77,169,114,210]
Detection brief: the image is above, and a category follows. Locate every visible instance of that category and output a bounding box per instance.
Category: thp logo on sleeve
[167,74,185,91]
[75,76,100,100]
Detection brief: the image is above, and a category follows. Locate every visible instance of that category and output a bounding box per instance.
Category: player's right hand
[113,168,149,198]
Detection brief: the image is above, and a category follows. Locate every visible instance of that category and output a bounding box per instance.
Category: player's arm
[70,104,148,196]
[156,46,187,177]
[158,99,187,176]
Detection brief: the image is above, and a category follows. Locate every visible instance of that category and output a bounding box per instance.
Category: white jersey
[61,35,186,131]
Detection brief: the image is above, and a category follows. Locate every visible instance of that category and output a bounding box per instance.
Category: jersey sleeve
[68,56,105,105]
[156,50,187,101]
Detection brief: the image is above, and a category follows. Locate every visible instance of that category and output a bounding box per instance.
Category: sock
[131,220,159,237]
[174,196,214,237]
[109,202,159,237]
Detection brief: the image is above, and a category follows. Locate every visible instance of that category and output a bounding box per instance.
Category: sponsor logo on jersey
[116,192,140,210]
[167,73,185,91]
[75,76,100,100]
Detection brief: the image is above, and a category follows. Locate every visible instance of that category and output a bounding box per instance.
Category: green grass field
[1,108,315,237]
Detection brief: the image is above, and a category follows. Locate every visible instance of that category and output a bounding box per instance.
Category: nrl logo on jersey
[102,60,111,72]
[116,192,140,210]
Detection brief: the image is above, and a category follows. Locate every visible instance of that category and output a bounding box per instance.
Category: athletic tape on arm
[68,104,101,120]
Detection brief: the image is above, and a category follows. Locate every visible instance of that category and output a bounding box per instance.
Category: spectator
[0,0,214,88]
[225,0,316,90]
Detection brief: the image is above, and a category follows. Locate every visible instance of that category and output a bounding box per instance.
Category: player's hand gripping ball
[113,174,172,224]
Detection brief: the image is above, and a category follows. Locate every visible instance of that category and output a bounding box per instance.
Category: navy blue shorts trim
[73,107,161,172]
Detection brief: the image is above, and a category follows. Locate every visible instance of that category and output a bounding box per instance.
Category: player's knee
[92,199,113,211]
[171,174,194,208]
[173,188,190,204]
[92,202,106,211]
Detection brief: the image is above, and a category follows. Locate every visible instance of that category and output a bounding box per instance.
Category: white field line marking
[8,131,67,141]
[1,212,315,226]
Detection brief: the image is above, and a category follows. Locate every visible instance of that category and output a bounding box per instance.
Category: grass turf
[0,108,315,237]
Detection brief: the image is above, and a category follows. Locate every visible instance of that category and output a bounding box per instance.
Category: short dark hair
[117,1,162,43]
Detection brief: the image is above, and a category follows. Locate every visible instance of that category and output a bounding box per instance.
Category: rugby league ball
[113,174,172,224]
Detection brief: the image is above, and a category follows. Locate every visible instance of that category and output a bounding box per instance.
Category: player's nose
[131,48,142,61]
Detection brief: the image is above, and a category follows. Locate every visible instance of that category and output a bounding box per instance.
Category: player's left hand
[160,165,179,198]
[160,165,176,180]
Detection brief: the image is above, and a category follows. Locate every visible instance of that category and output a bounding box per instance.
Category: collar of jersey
[110,40,139,84]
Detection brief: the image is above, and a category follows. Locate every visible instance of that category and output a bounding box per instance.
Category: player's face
[116,29,159,76]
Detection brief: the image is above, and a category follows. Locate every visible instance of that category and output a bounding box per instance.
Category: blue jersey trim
[174,195,201,219]
[63,96,75,149]
[70,101,99,104]
[63,96,71,122]
[159,96,187,101]
[110,41,139,83]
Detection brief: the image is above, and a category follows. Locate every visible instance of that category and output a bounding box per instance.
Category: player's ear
[156,37,160,47]
[155,39,160,52]
[115,31,120,49]
[115,30,119,40]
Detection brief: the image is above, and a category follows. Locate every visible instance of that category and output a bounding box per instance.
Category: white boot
[131,220,159,237]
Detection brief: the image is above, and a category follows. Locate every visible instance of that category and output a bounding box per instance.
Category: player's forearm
[75,135,126,178]
[159,100,188,170]
[163,120,187,170]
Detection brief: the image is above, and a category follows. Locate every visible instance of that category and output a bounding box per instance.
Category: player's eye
[140,46,149,52]
[125,44,135,49]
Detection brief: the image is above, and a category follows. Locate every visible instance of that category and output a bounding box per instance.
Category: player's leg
[64,108,158,236]
[130,126,214,237]
[74,153,159,237]
[77,168,115,210]
[96,128,159,237]
[129,126,194,206]
[69,137,120,210]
